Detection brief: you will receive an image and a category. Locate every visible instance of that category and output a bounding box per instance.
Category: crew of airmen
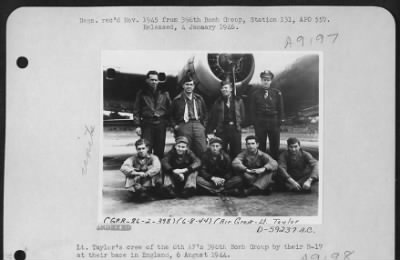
[122,70,319,202]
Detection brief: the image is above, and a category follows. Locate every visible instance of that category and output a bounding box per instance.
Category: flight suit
[196,149,243,194]
[232,149,278,191]
[276,149,319,189]
[161,147,201,194]
[120,154,162,192]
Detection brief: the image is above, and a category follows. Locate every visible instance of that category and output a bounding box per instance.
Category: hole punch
[106,68,116,79]
[14,250,26,260]
[16,57,28,69]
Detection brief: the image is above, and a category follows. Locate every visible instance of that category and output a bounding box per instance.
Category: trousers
[125,175,162,192]
[216,125,242,159]
[196,175,243,194]
[175,121,207,158]
[142,121,167,159]
[242,171,274,190]
[254,117,280,160]
[164,171,198,192]
[275,167,319,190]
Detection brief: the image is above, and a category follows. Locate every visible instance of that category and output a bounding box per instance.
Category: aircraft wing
[103,70,178,113]
[103,53,319,125]
[103,53,256,114]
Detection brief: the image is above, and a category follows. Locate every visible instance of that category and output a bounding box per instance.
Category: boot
[243,186,260,196]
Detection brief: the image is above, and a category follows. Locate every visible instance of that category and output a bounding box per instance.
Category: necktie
[183,102,189,123]
[264,90,269,99]
[183,97,199,123]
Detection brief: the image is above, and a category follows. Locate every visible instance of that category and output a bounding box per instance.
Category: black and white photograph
[3,5,395,260]
[102,51,321,217]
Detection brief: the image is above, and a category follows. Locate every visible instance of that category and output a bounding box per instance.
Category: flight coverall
[161,148,201,193]
[120,154,162,192]
[232,149,278,191]
[196,149,243,194]
[276,149,319,188]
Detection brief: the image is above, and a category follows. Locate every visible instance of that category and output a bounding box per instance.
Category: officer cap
[209,137,223,145]
[175,136,189,145]
[260,70,274,79]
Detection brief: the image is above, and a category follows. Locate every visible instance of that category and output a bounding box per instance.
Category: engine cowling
[177,53,255,97]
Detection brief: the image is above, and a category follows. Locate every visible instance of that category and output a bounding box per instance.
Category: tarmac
[102,129,319,217]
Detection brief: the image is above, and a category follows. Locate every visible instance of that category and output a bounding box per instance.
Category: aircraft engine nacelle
[177,53,255,97]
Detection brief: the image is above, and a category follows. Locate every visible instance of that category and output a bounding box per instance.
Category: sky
[102,51,318,84]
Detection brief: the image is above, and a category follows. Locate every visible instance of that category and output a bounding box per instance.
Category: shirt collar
[173,148,187,157]
[246,149,259,156]
[183,92,195,101]
[145,86,158,94]
[288,150,302,159]
[223,95,231,102]
[137,153,151,160]
[207,149,223,160]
